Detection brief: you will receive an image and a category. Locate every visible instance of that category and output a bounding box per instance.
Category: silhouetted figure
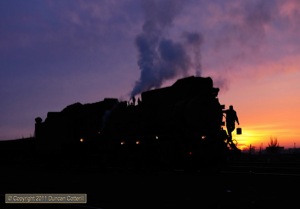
[137,98,142,105]
[34,117,43,138]
[223,105,239,140]
[131,96,136,105]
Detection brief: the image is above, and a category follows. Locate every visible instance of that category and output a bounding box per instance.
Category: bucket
[236,127,242,135]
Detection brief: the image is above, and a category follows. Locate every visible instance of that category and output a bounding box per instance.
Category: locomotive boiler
[35,76,241,169]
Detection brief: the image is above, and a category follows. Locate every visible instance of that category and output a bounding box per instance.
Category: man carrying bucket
[223,105,240,140]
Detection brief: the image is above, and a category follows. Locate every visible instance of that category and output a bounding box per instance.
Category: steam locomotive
[35,76,241,169]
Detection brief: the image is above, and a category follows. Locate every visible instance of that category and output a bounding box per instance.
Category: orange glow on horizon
[219,71,300,150]
[232,122,300,150]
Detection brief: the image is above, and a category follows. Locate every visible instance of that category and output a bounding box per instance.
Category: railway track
[221,160,300,176]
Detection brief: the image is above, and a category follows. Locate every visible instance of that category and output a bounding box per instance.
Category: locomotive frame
[35,76,241,170]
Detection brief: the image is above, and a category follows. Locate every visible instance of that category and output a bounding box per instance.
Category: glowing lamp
[80,138,84,142]
[136,140,140,145]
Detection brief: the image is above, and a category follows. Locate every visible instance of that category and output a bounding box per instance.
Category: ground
[0,162,299,209]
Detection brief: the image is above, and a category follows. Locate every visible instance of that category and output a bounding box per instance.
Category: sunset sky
[1,0,300,149]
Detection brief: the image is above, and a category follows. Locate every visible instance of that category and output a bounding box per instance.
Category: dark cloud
[213,0,275,53]
[141,0,184,28]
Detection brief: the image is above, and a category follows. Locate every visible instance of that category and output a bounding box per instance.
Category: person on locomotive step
[131,96,136,106]
[223,105,239,139]
[137,98,142,105]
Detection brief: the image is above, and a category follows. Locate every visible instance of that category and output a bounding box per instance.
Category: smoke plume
[183,32,204,76]
[131,0,203,97]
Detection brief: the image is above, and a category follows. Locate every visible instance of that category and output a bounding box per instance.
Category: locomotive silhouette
[35,76,241,169]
